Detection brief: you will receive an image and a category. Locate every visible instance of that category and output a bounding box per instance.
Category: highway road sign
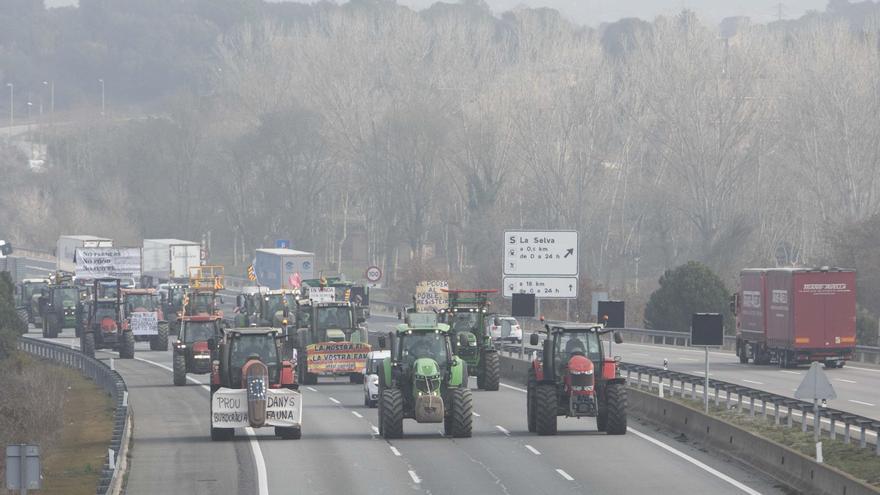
[503,230,578,276]
[795,362,837,401]
[502,276,578,299]
[365,265,382,282]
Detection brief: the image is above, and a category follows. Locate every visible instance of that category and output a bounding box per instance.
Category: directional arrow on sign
[564,248,574,258]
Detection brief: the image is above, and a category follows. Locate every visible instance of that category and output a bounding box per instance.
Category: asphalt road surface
[27,318,792,495]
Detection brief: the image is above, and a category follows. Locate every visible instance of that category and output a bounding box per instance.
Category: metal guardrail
[618,361,880,455]
[17,337,131,494]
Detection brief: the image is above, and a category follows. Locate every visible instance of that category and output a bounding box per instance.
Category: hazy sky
[45,0,830,26]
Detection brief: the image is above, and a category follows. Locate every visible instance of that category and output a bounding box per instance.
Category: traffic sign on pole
[365,266,382,282]
[503,230,578,276]
[502,276,577,299]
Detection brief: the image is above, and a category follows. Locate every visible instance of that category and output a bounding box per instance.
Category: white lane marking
[628,427,762,495]
[133,356,268,495]
[835,378,857,384]
[779,370,801,375]
[500,382,527,393]
[408,470,422,484]
[678,357,698,361]
[372,425,380,435]
[352,411,363,418]
[306,387,317,392]
[848,400,876,407]
[329,397,341,404]
[845,366,880,373]
[472,412,481,417]
[25,265,53,272]
[244,427,270,495]
[495,425,510,436]
[742,379,763,385]
[525,445,541,455]
[390,446,401,456]
[556,469,574,481]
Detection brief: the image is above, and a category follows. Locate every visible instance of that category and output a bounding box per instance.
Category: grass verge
[658,389,880,488]
[0,354,113,495]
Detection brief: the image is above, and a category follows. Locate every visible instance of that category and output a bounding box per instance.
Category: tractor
[173,315,224,385]
[37,273,79,338]
[81,278,135,359]
[209,327,301,441]
[183,265,225,318]
[437,289,500,391]
[301,277,371,320]
[235,289,295,329]
[122,288,169,351]
[377,312,473,439]
[527,322,627,435]
[16,278,49,326]
[292,299,370,385]
[159,283,189,335]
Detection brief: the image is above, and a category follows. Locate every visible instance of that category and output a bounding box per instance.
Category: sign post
[690,313,723,413]
[795,361,837,460]
[6,444,40,494]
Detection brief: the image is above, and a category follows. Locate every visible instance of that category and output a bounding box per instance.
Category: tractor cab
[436,289,500,391]
[215,328,287,389]
[183,265,224,318]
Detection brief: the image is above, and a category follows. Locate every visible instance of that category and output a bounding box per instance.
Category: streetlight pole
[42,80,54,114]
[6,83,12,139]
[98,78,105,116]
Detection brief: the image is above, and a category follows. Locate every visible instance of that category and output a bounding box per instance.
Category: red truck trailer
[734,267,856,368]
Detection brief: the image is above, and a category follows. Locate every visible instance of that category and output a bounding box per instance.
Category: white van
[363,350,391,407]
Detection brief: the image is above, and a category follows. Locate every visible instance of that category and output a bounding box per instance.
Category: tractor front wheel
[81,332,96,358]
[380,388,404,439]
[535,384,557,436]
[527,369,537,433]
[119,331,135,359]
[605,382,628,435]
[173,354,187,386]
[480,351,500,391]
[444,387,473,438]
[151,322,169,351]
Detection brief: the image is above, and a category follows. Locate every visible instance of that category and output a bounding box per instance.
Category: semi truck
[57,235,113,272]
[733,267,856,368]
[143,239,201,282]
[254,248,315,290]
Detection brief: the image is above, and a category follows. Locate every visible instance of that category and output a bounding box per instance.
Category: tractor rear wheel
[81,333,96,358]
[605,382,628,435]
[41,318,48,338]
[527,368,537,433]
[737,340,749,364]
[445,387,473,438]
[119,331,135,359]
[305,373,318,385]
[380,388,404,439]
[480,351,500,391]
[535,384,557,436]
[152,322,169,351]
[276,426,302,440]
[173,354,187,386]
[48,317,60,338]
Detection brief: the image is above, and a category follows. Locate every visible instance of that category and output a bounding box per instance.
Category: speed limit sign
[365,266,382,282]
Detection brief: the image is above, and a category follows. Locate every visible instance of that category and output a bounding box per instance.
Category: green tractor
[377,312,473,439]
[37,274,80,338]
[301,277,371,321]
[437,289,500,391]
[293,299,369,385]
[16,278,49,326]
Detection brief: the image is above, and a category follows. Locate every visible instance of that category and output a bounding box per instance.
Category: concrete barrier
[498,355,879,495]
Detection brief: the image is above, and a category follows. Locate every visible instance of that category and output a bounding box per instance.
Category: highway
[26,317,789,495]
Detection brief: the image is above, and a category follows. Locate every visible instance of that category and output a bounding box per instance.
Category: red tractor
[209,327,301,441]
[173,315,224,386]
[81,278,135,359]
[121,288,169,351]
[527,322,627,435]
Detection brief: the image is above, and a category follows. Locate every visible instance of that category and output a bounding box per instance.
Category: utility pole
[6,82,12,138]
[98,78,105,116]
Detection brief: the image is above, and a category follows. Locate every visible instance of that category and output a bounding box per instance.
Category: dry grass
[0,354,113,494]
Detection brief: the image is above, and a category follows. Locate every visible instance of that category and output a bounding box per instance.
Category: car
[362,349,391,407]
[488,315,522,343]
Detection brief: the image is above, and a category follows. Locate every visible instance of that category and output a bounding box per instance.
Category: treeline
[4,1,880,323]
